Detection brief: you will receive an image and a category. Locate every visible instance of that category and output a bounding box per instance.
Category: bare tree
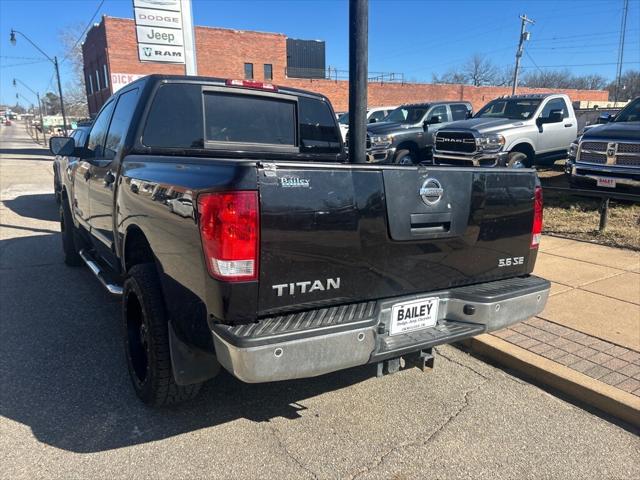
[607,70,640,101]
[432,54,500,86]
[431,70,467,84]
[58,23,89,118]
[521,69,607,91]
[463,54,499,87]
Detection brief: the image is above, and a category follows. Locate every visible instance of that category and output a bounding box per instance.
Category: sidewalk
[469,235,640,426]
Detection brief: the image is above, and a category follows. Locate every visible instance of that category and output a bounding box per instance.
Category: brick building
[82,15,608,116]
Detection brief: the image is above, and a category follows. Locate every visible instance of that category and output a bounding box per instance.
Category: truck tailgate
[257,164,538,316]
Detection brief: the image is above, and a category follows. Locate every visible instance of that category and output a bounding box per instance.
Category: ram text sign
[133,0,185,64]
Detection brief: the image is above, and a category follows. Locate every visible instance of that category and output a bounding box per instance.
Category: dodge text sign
[134,7,183,29]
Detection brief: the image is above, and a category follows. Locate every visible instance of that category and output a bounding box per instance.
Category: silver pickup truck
[433,94,578,168]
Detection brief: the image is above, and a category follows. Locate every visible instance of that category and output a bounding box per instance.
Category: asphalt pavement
[1,122,639,480]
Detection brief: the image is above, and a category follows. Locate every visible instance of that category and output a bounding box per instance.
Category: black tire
[123,263,202,406]
[506,151,530,168]
[60,198,82,266]
[393,149,416,165]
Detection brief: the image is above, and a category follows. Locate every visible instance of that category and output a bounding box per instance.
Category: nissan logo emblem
[420,178,444,205]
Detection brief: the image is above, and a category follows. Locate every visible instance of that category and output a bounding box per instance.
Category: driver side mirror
[537,110,563,127]
[424,115,441,129]
[466,111,474,119]
[368,117,377,123]
[49,136,75,156]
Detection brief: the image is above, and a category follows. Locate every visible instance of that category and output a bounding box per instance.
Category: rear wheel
[123,263,202,406]
[60,198,82,266]
[507,151,530,168]
[393,149,416,165]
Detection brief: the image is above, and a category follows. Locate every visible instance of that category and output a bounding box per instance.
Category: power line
[520,61,640,69]
[0,60,48,69]
[61,0,105,64]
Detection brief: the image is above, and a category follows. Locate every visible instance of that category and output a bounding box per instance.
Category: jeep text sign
[136,25,184,46]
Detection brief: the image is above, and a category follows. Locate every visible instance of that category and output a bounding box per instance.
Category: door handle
[104,171,115,186]
[564,123,573,127]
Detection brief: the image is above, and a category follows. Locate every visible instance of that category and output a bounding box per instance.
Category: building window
[88,74,94,95]
[244,63,253,80]
[95,70,100,91]
[103,64,109,90]
[264,64,273,81]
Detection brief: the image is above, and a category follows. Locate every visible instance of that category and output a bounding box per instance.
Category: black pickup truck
[51,74,549,406]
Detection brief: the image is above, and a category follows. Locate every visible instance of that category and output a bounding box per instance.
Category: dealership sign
[111,73,145,93]
[133,0,185,64]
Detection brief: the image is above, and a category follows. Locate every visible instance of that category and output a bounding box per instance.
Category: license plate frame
[596,176,616,188]
[389,297,439,336]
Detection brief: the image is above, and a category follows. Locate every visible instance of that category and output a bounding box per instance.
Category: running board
[78,249,123,296]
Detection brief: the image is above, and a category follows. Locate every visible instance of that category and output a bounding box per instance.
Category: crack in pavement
[434,346,491,380]
[348,377,488,480]
[267,423,320,480]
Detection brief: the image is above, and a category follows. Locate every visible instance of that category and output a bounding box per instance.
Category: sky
[1,0,639,107]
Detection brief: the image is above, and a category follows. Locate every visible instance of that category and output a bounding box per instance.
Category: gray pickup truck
[365,101,472,164]
[434,94,578,168]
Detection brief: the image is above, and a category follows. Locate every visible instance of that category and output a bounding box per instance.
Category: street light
[9,28,68,134]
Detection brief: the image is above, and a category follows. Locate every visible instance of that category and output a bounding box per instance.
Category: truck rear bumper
[212,275,550,383]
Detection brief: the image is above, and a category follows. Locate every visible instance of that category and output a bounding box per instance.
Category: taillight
[197,191,259,281]
[225,79,278,91]
[531,185,543,248]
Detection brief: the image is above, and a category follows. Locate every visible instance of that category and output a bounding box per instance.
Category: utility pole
[13,78,46,145]
[511,14,535,95]
[348,0,368,163]
[614,0,629,104]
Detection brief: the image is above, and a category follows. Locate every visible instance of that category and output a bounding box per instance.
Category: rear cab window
[142,82,341,158]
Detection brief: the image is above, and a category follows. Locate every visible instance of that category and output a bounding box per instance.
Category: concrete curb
[464,333,640,428]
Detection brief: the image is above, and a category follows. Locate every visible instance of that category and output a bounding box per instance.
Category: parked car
[566,96,640,191]
[364,101,473,164]
[434,94,578,168]
[338,106,396,140]
[50,74,549,406]
[53,124,91,204]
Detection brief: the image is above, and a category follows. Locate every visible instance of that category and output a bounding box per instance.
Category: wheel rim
[510,157,527,168]
[126,292,149,385]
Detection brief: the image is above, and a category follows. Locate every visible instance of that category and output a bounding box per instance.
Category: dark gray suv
[365,101,472,164]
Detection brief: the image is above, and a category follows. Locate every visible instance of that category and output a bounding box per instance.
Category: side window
[73,130,86,148]
[87,100,115,158]
[103,88,139,161]
[450,104,471,121]
[429,105,450,123]
[369,110,386,123]
[143,84,203,149]
[298,96,341,154]
[540,98,569,119]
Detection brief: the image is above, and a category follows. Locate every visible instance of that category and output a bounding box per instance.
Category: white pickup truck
[433,94,578,168]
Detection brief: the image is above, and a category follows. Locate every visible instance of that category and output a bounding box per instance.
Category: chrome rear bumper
[212,276,550,383]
